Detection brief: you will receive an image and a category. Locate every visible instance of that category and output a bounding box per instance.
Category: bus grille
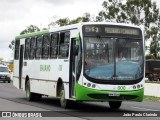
[88,94,138,100]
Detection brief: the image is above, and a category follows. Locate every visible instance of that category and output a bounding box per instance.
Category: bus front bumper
[76,84,144,102]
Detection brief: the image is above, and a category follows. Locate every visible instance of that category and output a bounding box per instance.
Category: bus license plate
[108,92,120,97]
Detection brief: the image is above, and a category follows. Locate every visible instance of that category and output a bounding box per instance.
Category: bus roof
[15,22,142,39]
[15,30,49,39]
[49,22,142,32]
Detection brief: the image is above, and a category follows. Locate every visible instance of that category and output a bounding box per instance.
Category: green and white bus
[13,22,145,109]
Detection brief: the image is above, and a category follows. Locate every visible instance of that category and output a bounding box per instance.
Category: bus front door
[70,39,77,98]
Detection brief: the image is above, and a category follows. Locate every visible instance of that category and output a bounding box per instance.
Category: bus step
[69,98,76,101]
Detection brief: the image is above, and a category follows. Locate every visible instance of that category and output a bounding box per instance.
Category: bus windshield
[84,37,143,81]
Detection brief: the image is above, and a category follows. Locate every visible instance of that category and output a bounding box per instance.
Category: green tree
[56,17,70,26]
[49,13,92,27]
[20,25,40,35]
[9,25,40,51]
[9,40,15,51]
[97,0,160,58]
[0,58,3,64]
[96,1,128,23]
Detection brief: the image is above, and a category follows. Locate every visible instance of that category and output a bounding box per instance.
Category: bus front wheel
[109,101,122,109]
[60,84,70,108]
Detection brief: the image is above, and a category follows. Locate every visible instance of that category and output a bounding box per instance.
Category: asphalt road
[0,82,160,120]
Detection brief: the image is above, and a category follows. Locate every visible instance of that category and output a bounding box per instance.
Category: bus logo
[117,86,126,91]
[40,65,51,72]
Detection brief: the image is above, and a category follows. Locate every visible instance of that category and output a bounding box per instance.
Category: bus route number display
[85,26,100,33]
[105,27,139,35]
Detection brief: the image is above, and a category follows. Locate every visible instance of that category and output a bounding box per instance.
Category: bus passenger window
[42,35,50,58]
[35,36,42,59]
[24,38,30,60]
[59,32,70,58]
[14,39,20,60]
[50,33,58,58]
[30,37,36,59]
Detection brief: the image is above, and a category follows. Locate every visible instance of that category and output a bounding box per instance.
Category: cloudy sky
[0,0,159,61]
[0,0,104,61]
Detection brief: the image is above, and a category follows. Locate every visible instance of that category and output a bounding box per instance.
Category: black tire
[26,80,37,101]
[3,81,5,83]
[8,80,10,83]
[34,93,42,101]
[109,101,122,109]
[59,84,70,108]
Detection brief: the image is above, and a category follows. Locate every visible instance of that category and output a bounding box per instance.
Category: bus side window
[42,34,50,58]
[50,33,58,58]
[24,38,30,60]
[30,37,36,59]
[14,39,20,60]
[59,31,70,58]
[35,36,42,59]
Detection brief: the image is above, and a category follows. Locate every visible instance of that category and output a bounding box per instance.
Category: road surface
[0,82,160,120]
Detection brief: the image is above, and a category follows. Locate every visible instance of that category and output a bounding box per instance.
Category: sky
[0,0,104,61]
[0,0,160,61]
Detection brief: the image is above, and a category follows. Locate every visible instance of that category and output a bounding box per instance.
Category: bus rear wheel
[60,84,70,108]
[109,101,122,109]
[26,81,42,101]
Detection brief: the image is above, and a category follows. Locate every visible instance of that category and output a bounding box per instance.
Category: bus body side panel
[56,58,70,99]
[48,59,63,97]
[13,60,20,89]
[29,60,50,95]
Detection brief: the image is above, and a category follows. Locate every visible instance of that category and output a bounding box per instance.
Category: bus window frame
[50,33,59,59]
[14,39,20,60]
[58,31,70,59]
[24,38,30,60]
[35,35,43,59]
[29,37,36,60]
[42,34,50,59]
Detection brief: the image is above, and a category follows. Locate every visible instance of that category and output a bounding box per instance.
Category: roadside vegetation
[145,81,160,84]
[144,96,160,102]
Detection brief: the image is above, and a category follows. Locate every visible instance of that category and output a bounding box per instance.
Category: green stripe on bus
[15,30,49,39]
[76,83,144,102]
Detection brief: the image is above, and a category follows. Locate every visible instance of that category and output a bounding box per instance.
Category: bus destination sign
[105,27,139,35]
[83,25,140,36]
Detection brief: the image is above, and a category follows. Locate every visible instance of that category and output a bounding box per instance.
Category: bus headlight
[92,84,96,88]
[133,85,136,89]
[137,84,140,89]
[87,83,91,87]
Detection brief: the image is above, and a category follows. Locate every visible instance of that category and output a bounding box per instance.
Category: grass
[145,81,160,84]
[144,96,160,102]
